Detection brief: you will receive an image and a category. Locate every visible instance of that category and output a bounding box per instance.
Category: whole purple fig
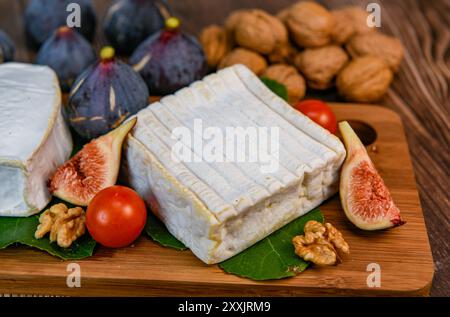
[104,0,170,55]
[129,17,207,95]
[36,26,96,92]
[67,46,149,139]
[24,0,97,48]
[0,30,15,63]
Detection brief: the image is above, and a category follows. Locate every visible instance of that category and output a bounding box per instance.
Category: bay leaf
[260,77,289,101]
[219,208,324,280]
[0,212,96,260]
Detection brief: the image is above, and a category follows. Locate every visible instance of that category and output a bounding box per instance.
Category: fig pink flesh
[49,118,137,206]
[348,161,403,226]
[49,140,110,205]
[339,121,404,230]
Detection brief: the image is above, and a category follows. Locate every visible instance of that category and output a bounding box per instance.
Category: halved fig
[339,121,404,230]
[49,118,137,206]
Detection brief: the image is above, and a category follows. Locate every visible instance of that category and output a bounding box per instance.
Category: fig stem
[58,26,71,34]
[100,46,115,61]
[165,17,180,31]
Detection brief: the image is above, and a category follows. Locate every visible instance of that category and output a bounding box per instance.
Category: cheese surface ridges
[123,64,345,264]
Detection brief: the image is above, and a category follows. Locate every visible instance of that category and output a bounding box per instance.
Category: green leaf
[145,205,323,281]
[219,208,324,280]
[0,211,96,260]
[261,77,289,101]
[145,212,187,250]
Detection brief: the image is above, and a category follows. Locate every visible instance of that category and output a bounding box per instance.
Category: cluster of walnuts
[199,2,404,103]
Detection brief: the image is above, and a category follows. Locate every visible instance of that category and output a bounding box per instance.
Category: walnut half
[292,221,349,265]
[35,203,86,248]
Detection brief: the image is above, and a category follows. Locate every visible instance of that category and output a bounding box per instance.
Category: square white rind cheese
[0,63,73,217]
[122,65,346,264]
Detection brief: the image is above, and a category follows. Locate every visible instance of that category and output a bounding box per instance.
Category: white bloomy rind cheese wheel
[123,64,346,264]
[0,63,73,217]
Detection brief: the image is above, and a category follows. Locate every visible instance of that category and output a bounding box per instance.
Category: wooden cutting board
[0,104,434,296]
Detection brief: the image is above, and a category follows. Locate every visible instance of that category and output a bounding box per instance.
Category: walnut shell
[330,10,355,44]
[337,56,393,102]
[346,33,404,72]
[218,48,267,75]
[199,24,233,68]
[337,6,376,35]
[263,64,306,102]
[234,9,288,54]
[267,41,298,65]
[295,45,349,90]
[276,7,291,21]
[284,2,334,48]
[224,9,251,32]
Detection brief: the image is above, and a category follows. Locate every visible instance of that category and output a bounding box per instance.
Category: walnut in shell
[276,7,291,21]
[338,6,376,35]
[267,41,298,65]
[218,48,267,75]
[234,9,288,54]
[283,2,335,48]
[346,32,404,72]
[337,56,393,102]
[224,9,251,32]
[330,9,355,44]
[199,24,233,68]
[295,45,349,89]
[263,64,306,102]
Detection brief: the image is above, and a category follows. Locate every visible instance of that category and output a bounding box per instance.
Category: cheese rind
[0,63,73,217]
[123,65,345,264]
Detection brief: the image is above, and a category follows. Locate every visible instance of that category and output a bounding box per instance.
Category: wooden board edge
[0,269,434,297]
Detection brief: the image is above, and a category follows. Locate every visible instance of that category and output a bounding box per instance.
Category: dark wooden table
[0,0,448,296]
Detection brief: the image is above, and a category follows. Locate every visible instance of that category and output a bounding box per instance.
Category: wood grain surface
[0,104,434,297]
[0,0,447,296]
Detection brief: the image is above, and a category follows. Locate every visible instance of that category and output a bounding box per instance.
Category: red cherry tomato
[86,186,147,248]
[294,99,338,134]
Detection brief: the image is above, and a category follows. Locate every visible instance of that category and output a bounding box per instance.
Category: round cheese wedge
[0,63,73,217]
